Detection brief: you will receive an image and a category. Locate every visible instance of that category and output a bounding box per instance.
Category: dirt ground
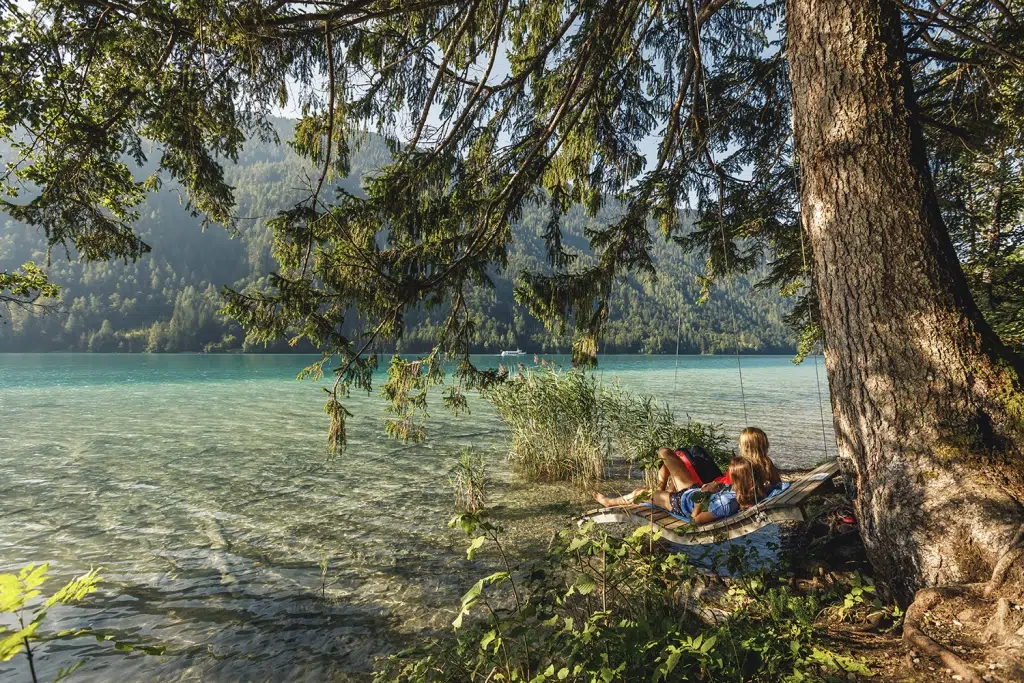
[790,494,1023,683]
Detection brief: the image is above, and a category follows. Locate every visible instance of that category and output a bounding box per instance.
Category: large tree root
[984,525,1024,599]
[903,586,983,683]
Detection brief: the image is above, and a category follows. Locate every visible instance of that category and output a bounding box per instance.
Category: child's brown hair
[739,427,781,498]
[728,456,757,509]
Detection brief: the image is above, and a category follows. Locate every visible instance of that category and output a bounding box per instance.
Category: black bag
[679,445,723,485]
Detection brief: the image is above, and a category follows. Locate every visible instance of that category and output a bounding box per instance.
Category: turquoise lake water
[0,353,835,681]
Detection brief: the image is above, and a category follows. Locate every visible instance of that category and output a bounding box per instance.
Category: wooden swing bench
[580,460,841,547]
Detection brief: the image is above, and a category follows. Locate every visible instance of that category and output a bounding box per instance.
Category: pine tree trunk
[786,0,1024,604]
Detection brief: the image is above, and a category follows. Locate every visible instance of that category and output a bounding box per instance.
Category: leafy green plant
[317,548,342,599]
[1,563,166,683]
[830,572,877,623]
[448,448,489,512]
[1,564,99,683]
[373,514,872,682]
[601,387,731,486]
[880,604,905,634]
[823,572,904,634]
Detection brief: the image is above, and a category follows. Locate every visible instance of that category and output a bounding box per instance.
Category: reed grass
[487,366,730,489]
[488,368,607,488]
[448,448,488,512]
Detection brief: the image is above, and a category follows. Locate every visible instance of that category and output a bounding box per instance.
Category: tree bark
[786,0,1024,604]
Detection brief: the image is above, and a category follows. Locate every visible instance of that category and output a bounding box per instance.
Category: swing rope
[698,49,749,427]
[719,213,749,428]
[673,312,681,396]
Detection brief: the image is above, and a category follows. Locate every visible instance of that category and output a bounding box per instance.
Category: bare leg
[650,490,673,510]
[594,488,676,515]
[658,447,699,491]
[594,487,644,507]
[657,464,676,492]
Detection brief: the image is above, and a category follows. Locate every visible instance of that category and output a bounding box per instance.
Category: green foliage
[0,564,99,661]
[373,513,872,683]
[488,366,608,487]
[318,548,342,600]
[3,1,1022,453]
[923,16,1024,355]
[602,385,731,482]
[1,563,98,682]
[488,365,729,488]
[0,262,60,316]
[0,563,167,682]
[449,448,490,513]
[830,572,876,623]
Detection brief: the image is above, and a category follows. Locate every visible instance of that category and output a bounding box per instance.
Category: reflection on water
[0,354,833,681]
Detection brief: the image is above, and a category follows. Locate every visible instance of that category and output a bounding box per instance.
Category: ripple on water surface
[0,353,834,681]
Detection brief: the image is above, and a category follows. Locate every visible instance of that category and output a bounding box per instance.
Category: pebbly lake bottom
[0,354,836,681]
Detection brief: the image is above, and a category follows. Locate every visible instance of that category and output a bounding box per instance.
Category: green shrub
[373,514,872,683]
[487,366,731,489]
[1,563,100,682]
[449,448,489,512]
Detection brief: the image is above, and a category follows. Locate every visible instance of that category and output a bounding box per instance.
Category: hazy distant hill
[0,119,796,354]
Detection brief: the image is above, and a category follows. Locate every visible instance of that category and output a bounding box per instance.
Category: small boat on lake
[500,348,526,357]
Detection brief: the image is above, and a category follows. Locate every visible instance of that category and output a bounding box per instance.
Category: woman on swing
[592,427,782,526]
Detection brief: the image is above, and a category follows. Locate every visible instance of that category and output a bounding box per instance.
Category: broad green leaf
[573,574,597,595]
[0,622,39,662]
[466,536,487,560]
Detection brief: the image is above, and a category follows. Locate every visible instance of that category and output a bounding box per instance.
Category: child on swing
[592,427,782,525]
[593,456,759,525]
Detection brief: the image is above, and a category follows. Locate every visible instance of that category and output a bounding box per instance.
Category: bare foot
[593,491,615,507]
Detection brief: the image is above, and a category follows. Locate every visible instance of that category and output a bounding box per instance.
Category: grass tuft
[448,448,488,512]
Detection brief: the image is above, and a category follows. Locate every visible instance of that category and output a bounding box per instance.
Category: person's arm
[690,507,719,525]
[691,492,738,525]
[700,481,723,493]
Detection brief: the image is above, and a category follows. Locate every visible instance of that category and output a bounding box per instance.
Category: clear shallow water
[0,353,834,682]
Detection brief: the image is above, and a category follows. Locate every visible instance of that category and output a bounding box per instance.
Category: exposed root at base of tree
[904,586,983,683]
[785,504,1024,682]
[902,581,1024,683]
[984,524,1024,599]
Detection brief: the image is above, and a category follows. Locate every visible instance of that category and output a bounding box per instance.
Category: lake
[0,353,835,681]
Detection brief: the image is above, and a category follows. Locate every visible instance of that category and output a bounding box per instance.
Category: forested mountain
[0,119,796,354]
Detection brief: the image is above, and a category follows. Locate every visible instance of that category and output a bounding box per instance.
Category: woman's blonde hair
[738,427,781,498]
[728,456,757,509]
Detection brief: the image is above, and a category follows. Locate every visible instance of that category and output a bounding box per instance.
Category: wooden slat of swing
[581,460,841,546]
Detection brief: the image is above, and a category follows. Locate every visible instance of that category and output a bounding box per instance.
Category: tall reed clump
[448,448,488,512]
[487,366,731,489]
[602,388,731,489]
[487,367,608,488]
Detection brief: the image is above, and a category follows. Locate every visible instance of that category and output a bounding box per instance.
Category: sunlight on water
[0,353,834,681]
